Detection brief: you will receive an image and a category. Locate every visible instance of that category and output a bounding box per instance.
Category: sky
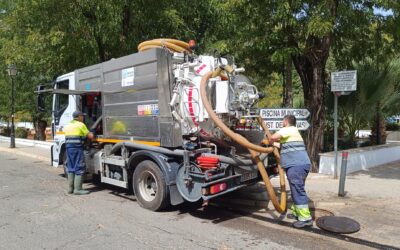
[373,7,394,17]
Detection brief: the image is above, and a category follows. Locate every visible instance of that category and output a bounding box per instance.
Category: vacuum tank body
[74,49,182,147]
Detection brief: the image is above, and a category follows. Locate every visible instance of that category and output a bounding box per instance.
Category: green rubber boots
[67,173,90,195]
[67,173,75,194]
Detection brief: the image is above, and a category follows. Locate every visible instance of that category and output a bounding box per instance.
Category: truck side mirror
[36,85,46,112]
[258,91,266,100]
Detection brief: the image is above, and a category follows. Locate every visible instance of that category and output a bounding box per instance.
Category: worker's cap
[72,111,86,118]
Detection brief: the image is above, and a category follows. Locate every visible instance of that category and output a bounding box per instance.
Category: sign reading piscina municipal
[260,108,311,131]
[260,108,310,119]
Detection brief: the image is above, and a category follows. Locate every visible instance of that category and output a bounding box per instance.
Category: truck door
[51,76,77,167]
[53,79,69,129]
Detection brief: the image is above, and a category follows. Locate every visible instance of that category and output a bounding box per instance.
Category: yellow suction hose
[138,39,192,53]
[200,70,287,213]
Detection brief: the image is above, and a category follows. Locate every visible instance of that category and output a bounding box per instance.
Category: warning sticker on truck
[138,104,159,116]
[121,67,135,87]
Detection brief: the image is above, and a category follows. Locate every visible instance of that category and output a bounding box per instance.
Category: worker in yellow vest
[64,111,94,195]
[270,115,312,228]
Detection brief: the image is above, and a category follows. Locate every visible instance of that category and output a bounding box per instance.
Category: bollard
[338,151,349,197]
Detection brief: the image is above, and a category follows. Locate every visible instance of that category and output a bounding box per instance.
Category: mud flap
[169,184,184,205]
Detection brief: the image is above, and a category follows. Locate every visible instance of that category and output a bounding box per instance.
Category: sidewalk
[0,141,51,163]
[0,135,52,149]
[0,141,399,248]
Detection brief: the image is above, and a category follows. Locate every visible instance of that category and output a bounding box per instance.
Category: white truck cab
[51,72,77,167]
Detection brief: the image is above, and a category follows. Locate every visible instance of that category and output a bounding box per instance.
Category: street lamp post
[7,64,17,148]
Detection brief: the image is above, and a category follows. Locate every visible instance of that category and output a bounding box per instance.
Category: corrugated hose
[199,69,287,213]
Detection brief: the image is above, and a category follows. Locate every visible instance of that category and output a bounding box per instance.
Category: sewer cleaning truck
[37,39,286,212]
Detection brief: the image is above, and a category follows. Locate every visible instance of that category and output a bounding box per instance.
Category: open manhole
[311,208,334,220]
[316,216,360,234]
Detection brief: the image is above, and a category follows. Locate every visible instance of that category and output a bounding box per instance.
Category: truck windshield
[54,80,69,124]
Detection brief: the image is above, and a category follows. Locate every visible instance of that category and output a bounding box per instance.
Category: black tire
[132,160,169,211]
[92,173,101,185]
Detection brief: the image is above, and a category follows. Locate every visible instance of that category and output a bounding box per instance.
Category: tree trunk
[95,35,107,62]
[35,119,47,141]
[376,103,381,145]
[284,58,293,108]
[121,3,131,45]
[286,0,337,172]
[292,44,329,172]
[370,102,387,145]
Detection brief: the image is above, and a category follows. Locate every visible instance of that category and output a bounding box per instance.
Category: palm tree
[339,58,400,145]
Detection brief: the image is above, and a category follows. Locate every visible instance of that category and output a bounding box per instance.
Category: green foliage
[0,127,10,136]
[307,16,334,37]
[257,71,304,108]
[0,0,218,129]
[216,1,398,95]
[386,122,400,131]
[336,58,400,144]
[258,73,283,108]
[15,127,28,138]
[0,0,399,160]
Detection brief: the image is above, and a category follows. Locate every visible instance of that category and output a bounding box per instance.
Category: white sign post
[331,70,357,92]
[331,71,357,195]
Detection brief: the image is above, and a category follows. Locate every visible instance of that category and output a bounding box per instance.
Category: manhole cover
[316,216,360,234]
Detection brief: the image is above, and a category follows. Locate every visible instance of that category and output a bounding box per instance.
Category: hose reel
[138,38,192,53]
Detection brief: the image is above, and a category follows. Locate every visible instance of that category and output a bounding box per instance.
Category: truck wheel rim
[138,170,158,202]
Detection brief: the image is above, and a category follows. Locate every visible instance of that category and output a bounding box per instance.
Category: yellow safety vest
[64,120,89,137]
[276,126,303,144]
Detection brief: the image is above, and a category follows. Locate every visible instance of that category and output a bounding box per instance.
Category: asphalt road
[0,151,375,250]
